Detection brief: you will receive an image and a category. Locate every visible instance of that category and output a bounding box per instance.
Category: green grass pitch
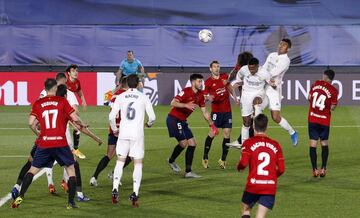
[0,105,360,217]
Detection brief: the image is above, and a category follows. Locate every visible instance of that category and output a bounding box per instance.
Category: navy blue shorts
[32,146,75,168]
[108,133,118,145]
[308,122,330,141]
[211,112,232,129]
[166,115,194,141]
[30,145,37,158]
[242,191,275,210]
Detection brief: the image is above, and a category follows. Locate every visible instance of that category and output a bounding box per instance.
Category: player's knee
[253,97,263,105]
[271,113,281,123]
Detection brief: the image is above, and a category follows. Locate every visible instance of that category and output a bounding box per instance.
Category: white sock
[77,191,84,198]
[279,117,295,135]
[254,104,262,117]
[112,160,125,191]
[44,168,54,186]
[133,163,143,196]
[241,125,250,144]
[63,168,69,182]
[14,184,20,190]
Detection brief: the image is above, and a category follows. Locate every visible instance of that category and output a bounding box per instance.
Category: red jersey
[237,135,285,195]
[204,73,231,113]
[66,74,81,93]
[30,96,75,148]
[108,88,126,135]
[308,80,338,126]
[168,87,206,121]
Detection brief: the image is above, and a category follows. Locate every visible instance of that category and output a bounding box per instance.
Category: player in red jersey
[65,64,87,159]
[308,69,338,177]
[202,60,238,169]
[166,74,218,178]
[237,114,285,218]
[11,78,87,209]
[90,77,132,186]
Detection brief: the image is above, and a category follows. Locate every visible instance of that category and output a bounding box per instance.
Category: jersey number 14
[311,92,326,111]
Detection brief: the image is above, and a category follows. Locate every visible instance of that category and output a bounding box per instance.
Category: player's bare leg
[112,156,126,204]
[184,138,201,178]
[12,166,41,208]
[129,158,142,208]
[320,140,329,177]
[167,140,187,174]
[256,204,269,218]
[218,128,231,169]
[64,164,78,209]
[241,203,251,218]
[270,110,298,146]
[309,140,319,177]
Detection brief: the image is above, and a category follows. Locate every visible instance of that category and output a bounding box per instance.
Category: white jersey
[39,89,78,107]
[233,65,270,94]
[109,88,156,140]
[262,52,290,87]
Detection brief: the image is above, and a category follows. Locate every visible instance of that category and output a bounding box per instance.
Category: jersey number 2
[42,109,58,129]
[311,92,326,111]
[257,152,270,176]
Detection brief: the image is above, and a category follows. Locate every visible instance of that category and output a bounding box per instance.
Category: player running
[232,58,270,146]
[237,114,285,218]
[110,75,155,207]
[308,69,338,177]
[262,38,298,146]
[11,78,87,209]
[202,60,238,169]
[65,64,87,159]
[166,74,218,178]
[90,77,132,186]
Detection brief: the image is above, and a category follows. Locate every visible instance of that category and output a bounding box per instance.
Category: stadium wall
[1,67,360,106]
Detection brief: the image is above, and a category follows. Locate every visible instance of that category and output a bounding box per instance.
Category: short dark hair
[56,72,66,81]
[45,78,57,91]
[127,74,139,88]
[127,50,134,54]
[190,73,203,82]
[120,76,128,87]
[324,69,335,81]
[248,57,259,66]
[282,38,292,48]
[65,64,78,73]
[56,84,67,97]
[237,51,253,67]
[254,114,268,132]
[210,60,219,68]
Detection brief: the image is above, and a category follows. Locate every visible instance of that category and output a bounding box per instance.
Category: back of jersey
[117,89,155,139]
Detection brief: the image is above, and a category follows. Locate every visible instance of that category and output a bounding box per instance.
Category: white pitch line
[0,125,360,130]
[0,163,57,207]
[0,155,28,158]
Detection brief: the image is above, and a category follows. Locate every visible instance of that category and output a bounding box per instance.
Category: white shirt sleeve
[109,95,121,132]
[144,95,156,124]
[231,66,246,86]
[268,56,290,77]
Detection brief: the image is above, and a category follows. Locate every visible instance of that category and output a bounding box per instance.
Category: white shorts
[116,137,144,160]
[65,124,74,150]
[67,90,79,107]
[263,86,282,111]
[241,91,265,117]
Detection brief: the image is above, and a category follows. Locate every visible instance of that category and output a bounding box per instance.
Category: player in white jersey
[231,58,270,144]
[262,38,298,146]
[109,74,156,207]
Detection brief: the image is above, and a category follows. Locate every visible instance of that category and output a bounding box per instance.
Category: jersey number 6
[126,102,136,120]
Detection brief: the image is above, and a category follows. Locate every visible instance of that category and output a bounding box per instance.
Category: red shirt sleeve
[331,88,338,106]
[198,91,206,107]
[30,102,39,119]
[237,141,251,171]
[203,80,210,95]
[174,89,187,102]
[77,79,81,91]
[63,98,75,118]
[276,143,285,177]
